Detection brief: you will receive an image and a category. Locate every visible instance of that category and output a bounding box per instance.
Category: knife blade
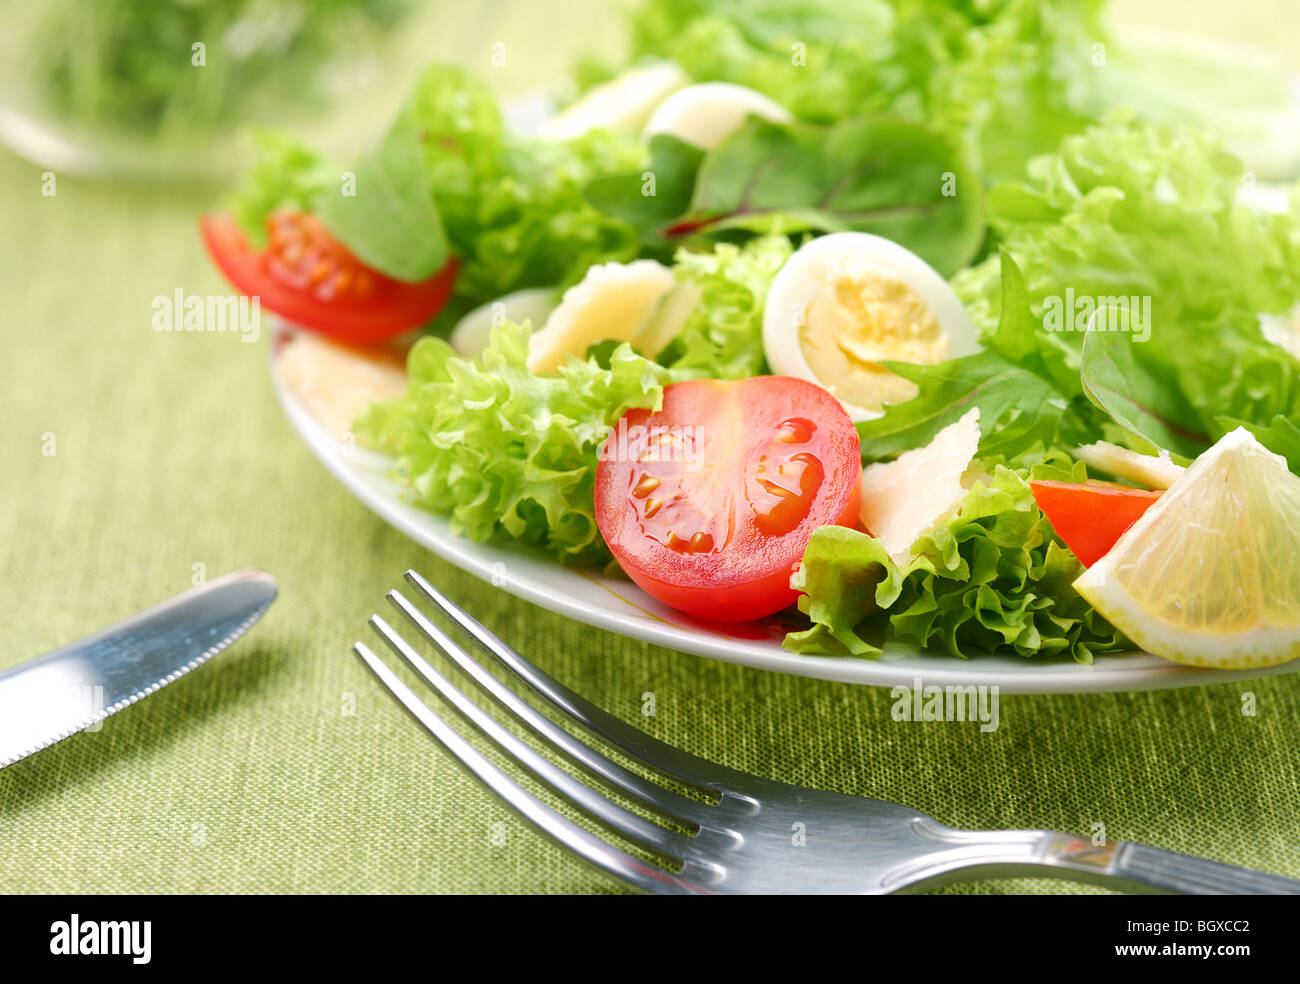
[0,569,277,769]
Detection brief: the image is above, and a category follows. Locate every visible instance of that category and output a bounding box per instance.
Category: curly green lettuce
[785,454,1130,662]
[952,112,1300,460]
[620,0,1108,184]
[355,321,671,564]
[658,234,792,379]
[400,65,645,302]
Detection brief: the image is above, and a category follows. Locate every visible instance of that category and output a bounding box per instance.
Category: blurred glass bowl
[0,0,478,182]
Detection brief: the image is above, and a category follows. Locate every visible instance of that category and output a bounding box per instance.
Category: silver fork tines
[354,570,1300,896]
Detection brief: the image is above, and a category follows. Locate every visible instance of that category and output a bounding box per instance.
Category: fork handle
[1041,833,1300,895]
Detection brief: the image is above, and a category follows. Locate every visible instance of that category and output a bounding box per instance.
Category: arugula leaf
[856,352,1067,461]
[316,120,450,283]
[980,247,1076,396]
[684,117,984,276]
[855,253,1075,462]
[1079,322,1210,459]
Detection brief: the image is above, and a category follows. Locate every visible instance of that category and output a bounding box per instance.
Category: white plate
[271,331,1300,695]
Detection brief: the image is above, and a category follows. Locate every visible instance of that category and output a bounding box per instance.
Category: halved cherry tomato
[1030,479,1162,567]
[594,377,862,622]
[200,211,457,344]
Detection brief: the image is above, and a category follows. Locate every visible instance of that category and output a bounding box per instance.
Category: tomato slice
[200,211,457,344]
[594,377,862,622]
[1030,480,1162,568]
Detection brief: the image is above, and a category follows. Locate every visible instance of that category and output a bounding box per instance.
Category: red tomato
[200,211,457,344]
[594,377,862,622]
[1030,480,1162,567]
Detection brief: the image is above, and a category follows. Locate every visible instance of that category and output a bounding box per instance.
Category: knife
[0,569,277,769]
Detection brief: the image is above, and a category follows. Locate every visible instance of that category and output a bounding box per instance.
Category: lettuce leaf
[658,234,792,379]
[230,64,645,308]
[228,131,337,248]
[354,235,791,561]
[785,455,1130,662]
[623,0,1108,185]
[355,321,670,564]
[953,112,1300,465]
[399,65,646,303]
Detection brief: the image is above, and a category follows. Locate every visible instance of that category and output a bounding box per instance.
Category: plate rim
[269,327,1300,695]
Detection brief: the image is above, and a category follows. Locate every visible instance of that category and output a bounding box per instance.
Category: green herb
[315,120,449,283]
[682,117,984,276]
[855,253,1084,462]
[1079,323,1209,460]
[355,321,670,564]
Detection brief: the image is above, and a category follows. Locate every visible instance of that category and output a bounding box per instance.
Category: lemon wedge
[1074,428,1300,669]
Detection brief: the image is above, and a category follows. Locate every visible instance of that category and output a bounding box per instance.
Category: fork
[354,570,1300,895]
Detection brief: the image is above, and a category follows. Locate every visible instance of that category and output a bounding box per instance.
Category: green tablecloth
[3,3,1300,896]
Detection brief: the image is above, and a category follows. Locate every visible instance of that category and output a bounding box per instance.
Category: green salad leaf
[353,235,789,560]
[854,353,1069,462]
[658,234,792,378]
[582,134,707,254]
[230,63,645,308]
[952,112,1300,469]
[399,65,645,303]
[684,116,984,276]
[622,0,1110,185]
[355,321,671,564]
[1079,322,1209,460]
[228,132,337,248]
[785,455,1130,662]
[855,252,1088,463]
[1214,414,1300,473]
[315,120,449,282]
[584,114,984,276]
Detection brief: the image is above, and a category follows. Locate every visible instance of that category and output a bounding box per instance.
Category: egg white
[451,287,557,358]
[762,232,980,421]
[643,82,792,151]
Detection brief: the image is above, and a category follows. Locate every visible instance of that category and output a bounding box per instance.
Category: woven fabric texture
[2,3,1299,894]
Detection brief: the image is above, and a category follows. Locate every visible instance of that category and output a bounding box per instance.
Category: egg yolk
[798,272,948,412]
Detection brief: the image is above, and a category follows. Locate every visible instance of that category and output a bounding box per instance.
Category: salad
[203,0,1300,671]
